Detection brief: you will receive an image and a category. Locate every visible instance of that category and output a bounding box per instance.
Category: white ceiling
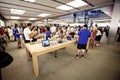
[0,0,113,20]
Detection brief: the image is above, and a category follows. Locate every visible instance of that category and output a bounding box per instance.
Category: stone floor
[1,41,120,80]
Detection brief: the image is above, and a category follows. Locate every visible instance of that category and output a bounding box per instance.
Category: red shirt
[0,28,4,35]
[41,26,45,32]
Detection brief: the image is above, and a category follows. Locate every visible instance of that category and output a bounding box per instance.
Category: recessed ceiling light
[24,0,36,2]
[11,16,20,19]
[56,5,73,10]
[10,9,25,15]
[38,13,51,17]
[67,0,88,8]
[29,18,37,20]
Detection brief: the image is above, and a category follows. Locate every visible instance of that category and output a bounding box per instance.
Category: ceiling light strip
[38,13,51,17]
[67,0,88,8]
[52,0,80,10]
[10,9,26,15]
[24,0,36,2]
[11,16,20,19]
[29,18,37,20]
[2,13,40,18]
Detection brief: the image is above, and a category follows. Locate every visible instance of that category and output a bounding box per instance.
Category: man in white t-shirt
[50,25,56,37]
[70,27,75,33]
[23,23,35,43]
[66,26,70,35]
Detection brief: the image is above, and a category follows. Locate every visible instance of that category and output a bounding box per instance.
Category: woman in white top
[95,29,102,46]
[8,27,14,41]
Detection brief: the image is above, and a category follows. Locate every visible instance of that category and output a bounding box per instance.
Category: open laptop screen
[42,40,50,47]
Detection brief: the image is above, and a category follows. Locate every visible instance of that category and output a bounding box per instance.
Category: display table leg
[32,55,39,76]
[55,50,57,57]
[25,47,31,60]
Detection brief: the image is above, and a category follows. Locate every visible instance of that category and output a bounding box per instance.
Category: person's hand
[20,32,23,35]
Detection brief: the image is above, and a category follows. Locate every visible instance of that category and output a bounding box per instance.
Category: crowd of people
[1,23,116,59]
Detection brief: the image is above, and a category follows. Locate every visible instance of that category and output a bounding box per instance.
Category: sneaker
[75,55,79,59]
[80,55,84,59]
[18,47,22,49]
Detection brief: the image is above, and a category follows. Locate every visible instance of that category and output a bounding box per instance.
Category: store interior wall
[0,15,6,27]
[5,20,34,27]
[0,20,5,27]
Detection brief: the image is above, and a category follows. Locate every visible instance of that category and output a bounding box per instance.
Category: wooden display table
[25,40,76,76]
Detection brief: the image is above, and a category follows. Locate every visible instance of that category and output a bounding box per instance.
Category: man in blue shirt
[76,24,91,59]
[45,27,51,40]
[14,24,22,48]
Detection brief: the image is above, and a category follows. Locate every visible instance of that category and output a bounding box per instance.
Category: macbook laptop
[42,40,50,47]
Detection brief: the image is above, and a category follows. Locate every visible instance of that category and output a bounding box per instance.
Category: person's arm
[74,31,80,41]
[16,31,20,35]
[78,30,81,37]
[86,37,91,49]
[16,29,22,35]
[74,35,79,41]
[29,32,35,39]
[86,31,91,49]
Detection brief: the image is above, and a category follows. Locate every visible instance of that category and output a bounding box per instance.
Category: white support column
[44,18,48,26]
[108,0,120,44]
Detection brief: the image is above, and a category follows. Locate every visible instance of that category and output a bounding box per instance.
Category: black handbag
[0,51,13,68]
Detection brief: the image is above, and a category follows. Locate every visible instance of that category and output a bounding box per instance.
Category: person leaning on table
[76,24,91,59]
[23,23,37,43]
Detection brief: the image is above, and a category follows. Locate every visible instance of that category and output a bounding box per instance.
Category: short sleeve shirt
[46,31,51,39]
[14,28,20,38]
[78,29,91,44]
[24,28,31,40]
